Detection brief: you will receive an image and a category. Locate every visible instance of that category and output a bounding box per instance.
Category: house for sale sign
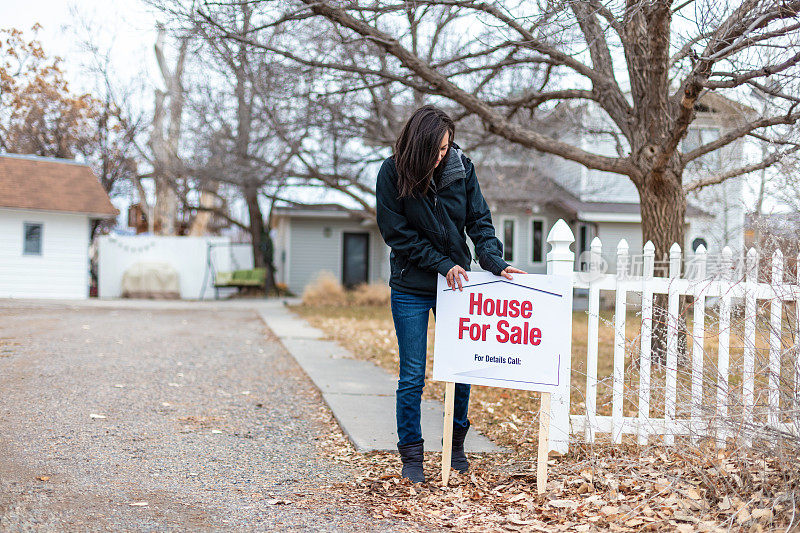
[432,272,573,393]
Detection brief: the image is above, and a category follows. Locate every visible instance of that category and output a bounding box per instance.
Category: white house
[474,162,712,274]
[0,154,118,299]
[503,93,750,266]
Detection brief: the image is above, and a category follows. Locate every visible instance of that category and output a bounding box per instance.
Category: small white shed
[0,154,118,299]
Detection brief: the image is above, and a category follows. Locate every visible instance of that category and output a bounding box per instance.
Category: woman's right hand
[446,265,469,291]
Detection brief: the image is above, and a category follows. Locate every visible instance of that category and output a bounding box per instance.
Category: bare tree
[151,0,323,290]
[148,26,190,235]
[195,0,800,265]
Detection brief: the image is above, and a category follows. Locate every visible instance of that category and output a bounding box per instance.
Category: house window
[577,223,594,270]
[682,127,721,170]
[692,237,707,252]
[23,222,43,255]
[502,219,515,262]
[531,218,545,263]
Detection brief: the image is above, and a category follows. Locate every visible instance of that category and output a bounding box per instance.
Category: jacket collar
[438,142,465,190]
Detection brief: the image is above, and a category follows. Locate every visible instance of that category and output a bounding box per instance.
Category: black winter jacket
[376,143,509,297]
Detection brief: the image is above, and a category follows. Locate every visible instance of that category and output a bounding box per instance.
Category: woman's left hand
[500,266,527,280]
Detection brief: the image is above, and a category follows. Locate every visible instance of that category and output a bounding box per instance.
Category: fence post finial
[772,249,784,285]
[643,241,655,278]
[721,246,733,280]
[746,248,758,283]
[546,219,575,273]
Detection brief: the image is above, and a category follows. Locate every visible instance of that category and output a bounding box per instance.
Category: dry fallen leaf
[736,506,752,525]
[549,499,579,510]
[751,508,773,522]
[600,505,620,516]
[684,488,701,500]
[36,475,50,481]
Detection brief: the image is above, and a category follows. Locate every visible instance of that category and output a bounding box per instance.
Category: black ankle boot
[451,421,470,473]
[397,440,425,483]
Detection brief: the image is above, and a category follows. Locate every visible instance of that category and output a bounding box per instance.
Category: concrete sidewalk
[258,300,502,453]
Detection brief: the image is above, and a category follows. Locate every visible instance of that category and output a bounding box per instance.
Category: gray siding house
[272,204,388,295]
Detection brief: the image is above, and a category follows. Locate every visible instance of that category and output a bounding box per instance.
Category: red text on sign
[496,320,541,345]
[469,292,532,318]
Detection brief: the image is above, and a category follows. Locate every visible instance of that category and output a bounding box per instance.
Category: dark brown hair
[393,104,455,198]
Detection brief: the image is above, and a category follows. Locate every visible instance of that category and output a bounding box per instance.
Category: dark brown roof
[475,162,711,218]
[0,154,118,218]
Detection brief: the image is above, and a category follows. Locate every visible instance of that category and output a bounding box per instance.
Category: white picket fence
[544,219,800,453]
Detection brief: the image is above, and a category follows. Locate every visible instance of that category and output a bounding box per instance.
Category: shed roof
[0,153,118,218]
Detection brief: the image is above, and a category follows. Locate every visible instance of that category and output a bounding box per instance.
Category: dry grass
[351,283,390,306]
[301,272,389,307]
[295,299,800,531]
[302,271,346,306]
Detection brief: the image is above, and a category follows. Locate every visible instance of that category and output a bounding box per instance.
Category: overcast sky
[1,1,160,96]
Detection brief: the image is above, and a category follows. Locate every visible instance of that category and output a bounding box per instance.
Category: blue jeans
[391,288,471,446]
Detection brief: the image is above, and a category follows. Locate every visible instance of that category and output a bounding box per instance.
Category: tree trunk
[188,181,220,236]
[244,187,265,269]
[638,168,686,365]
[639,173,686,263]
[243,187,277,294]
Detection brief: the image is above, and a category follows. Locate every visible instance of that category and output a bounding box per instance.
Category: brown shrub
[302,271,346,306]
[351,283,390,306]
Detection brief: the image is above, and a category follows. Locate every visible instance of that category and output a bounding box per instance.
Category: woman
[376,105,525,483]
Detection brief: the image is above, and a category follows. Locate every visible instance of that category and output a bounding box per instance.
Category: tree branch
[682,108,800,164]
[684,145,800,192]
[298,0,634,176]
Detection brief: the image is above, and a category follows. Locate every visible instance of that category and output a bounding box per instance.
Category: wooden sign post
[537,392,551,495]
[433,272,572,490]
[441,382,456,486]
[441,387,551,492]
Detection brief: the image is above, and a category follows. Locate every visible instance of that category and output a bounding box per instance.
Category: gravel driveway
[0,302,412,531]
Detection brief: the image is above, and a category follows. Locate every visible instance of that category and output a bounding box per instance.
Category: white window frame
[529,216,547,264]
[23,221,43,256]
[498,216,518,264]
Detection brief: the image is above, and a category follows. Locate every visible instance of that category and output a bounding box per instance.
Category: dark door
[342,232,369,288]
